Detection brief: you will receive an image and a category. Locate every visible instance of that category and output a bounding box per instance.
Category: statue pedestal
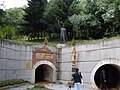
[57,44,66,48]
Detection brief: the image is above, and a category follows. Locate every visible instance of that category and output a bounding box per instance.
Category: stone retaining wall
[0,38,120,89]
[0,39,56,82]
[59,38,120,89]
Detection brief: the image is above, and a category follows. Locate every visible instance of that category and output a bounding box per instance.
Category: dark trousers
[100,82,106,90]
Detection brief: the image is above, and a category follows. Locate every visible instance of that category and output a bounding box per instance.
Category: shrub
[0,79,28,87]
[34,84,44,88]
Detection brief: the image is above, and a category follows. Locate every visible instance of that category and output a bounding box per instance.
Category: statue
[60,24,67,43]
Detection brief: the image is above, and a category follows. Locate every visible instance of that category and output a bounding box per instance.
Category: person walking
[73,68,82,90]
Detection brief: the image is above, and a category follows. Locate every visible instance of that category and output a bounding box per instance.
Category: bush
[34,84,44,88]
[0,79,28,87]
[0,26,16,39]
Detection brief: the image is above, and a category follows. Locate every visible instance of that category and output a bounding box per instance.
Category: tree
[69,0,120,39]
[0,8,18,39]
[5,7,25,36]
[44,0,74,40]
[0,26,16,39]
[101,0,120,37]
[69,0,83,16]
[23,0,47,39]
[0,9,5,26]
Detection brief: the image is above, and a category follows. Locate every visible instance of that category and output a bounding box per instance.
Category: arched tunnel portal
[94,64,120,89]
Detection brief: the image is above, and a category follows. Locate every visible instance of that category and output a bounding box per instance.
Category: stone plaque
[36,53,54,59]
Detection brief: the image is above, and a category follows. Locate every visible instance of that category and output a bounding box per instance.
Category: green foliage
[0,79,28,87]
[34,84,44,88]
[0,26,16,39]
[71,38,76,46]
[5,8,25,36]
[0,7,25,40]
[69,0,120,39]
[23,0,47,39]
[1,0,120,41]
[44,0,75,40]
[69,0,83,16]
[0,9,5,26]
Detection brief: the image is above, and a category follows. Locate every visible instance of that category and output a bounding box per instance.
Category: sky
[0,0,28,9]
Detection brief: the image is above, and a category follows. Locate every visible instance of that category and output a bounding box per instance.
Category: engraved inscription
[36,53,54,59]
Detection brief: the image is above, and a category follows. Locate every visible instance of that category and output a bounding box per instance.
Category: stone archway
[35,64,53,83]
[91,58,120,89]
[32,60,56,83]
[94,64,120,89]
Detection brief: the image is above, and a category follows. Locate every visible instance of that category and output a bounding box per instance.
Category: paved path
[45,84,93,90]
[45,84,73,90]
[5,83,119,90]
[5,83,92,90]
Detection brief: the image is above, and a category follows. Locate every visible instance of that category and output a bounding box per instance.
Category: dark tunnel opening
[35,64,53,83]
[94,64,120,89]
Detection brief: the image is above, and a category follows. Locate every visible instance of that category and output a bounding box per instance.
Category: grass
[7,35,120,47]
[8,37,60,46]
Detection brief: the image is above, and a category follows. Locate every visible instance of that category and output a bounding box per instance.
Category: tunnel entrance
[94,64,120,89]
[35,64,53,83]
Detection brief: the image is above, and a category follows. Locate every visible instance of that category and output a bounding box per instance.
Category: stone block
[61,53,72,62]
[78,62,98,73]
[60,71,72,81]
[59,62,72,71]
[6,70,18,80]
[82,72,91,84]
[0,70,6,81]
